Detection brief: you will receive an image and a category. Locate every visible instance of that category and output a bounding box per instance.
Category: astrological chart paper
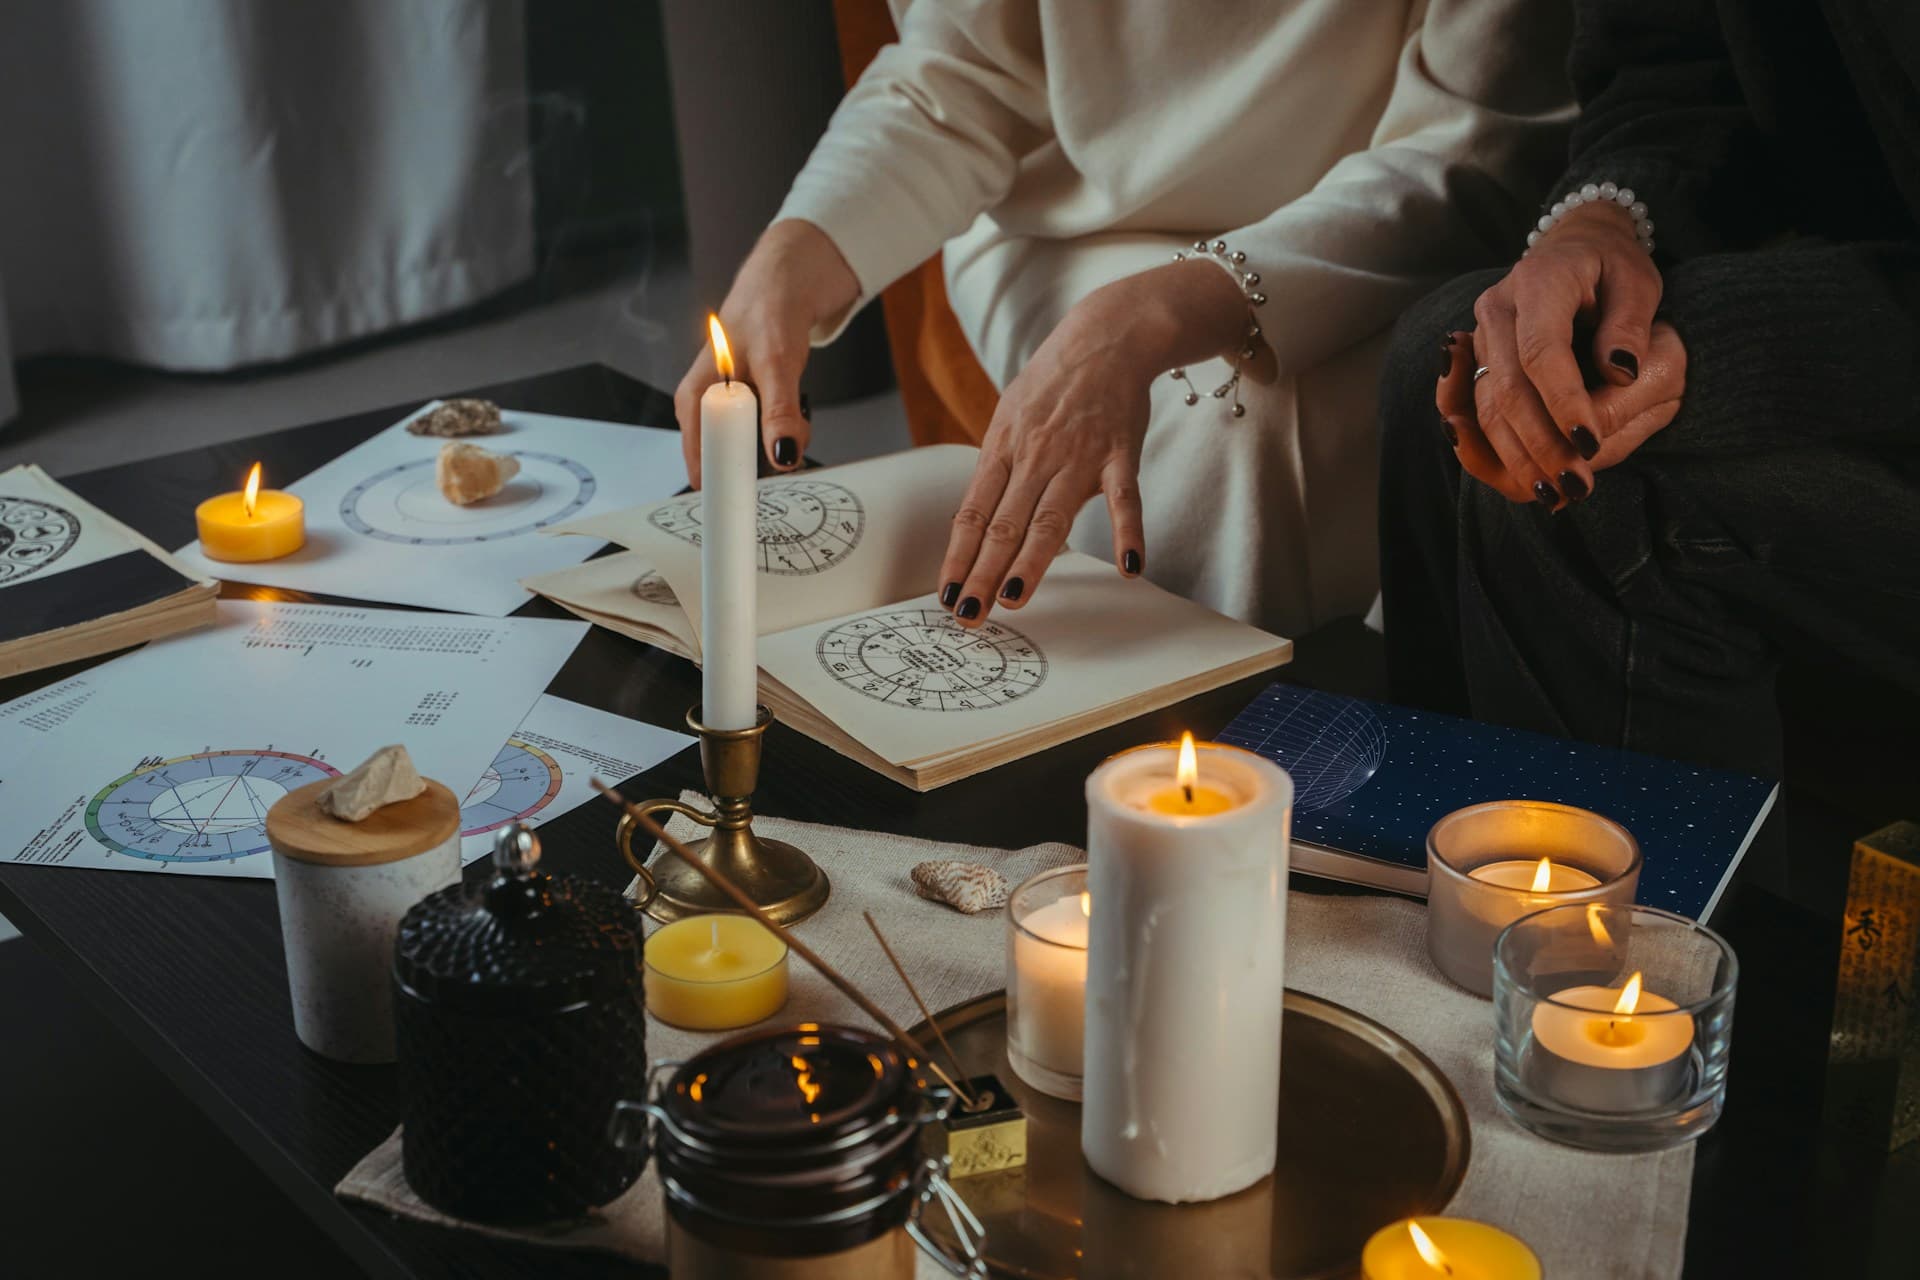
[0,601,587,878]
[454,694,694,864]
[173,404,688,616]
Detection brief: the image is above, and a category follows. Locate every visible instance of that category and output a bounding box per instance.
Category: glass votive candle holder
[1007,863,1088,1101]
[1426,800,1641,997]
[1493,903,1736,1152]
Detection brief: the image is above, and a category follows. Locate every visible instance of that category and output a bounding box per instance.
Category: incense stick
[863,910,981,1109]
[589,778,935,1069]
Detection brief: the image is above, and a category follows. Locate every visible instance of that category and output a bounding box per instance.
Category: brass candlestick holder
[615,705,829,926]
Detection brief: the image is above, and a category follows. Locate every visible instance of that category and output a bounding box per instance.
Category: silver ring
[1472,365,1491,383]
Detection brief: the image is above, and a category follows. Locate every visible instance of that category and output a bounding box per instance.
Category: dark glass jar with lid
[393,822,656,1224]
[614,1022,985,1279]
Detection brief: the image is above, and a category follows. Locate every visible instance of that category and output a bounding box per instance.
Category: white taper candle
[699,314,759,731]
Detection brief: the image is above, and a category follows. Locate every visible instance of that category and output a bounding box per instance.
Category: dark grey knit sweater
[1556,0,1920,454]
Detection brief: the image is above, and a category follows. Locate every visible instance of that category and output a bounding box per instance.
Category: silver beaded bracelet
[1168,239,1266,419]
[1525,182,1654,254]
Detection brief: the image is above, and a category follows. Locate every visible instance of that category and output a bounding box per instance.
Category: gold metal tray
[912,990,1470,1280]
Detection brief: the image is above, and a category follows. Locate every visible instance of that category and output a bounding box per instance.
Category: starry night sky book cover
[1215,683,1778,920]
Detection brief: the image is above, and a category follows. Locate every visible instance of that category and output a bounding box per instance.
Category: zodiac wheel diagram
[340,452,595,545]
[648,478,864,575]
[85,750,340,863]
[815,609,1047,711]
[459,739,565,837]
[0,495,82,585]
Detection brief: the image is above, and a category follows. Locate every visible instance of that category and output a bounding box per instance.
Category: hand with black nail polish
[672,220,859,487]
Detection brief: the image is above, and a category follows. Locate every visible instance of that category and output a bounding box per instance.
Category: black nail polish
[1558,470,1590,502]
[1000,577,1024,602]
[1569,425,1599,460]
[1441,418,1459,448]
[799,392,811,421]
[1443,331,1457,346]
[1533,480,1559,506]
[940,581,961,608]
[1122,549,1142,575]
[957,596,982,620]
[1609,349,1638,380]
[772,436,798,467]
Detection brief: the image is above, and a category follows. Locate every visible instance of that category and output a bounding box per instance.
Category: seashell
[910,860,1009,915]
[408,398,504,437]
[436,442,521,505]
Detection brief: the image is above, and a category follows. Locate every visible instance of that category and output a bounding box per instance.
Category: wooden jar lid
[266,778,461,867]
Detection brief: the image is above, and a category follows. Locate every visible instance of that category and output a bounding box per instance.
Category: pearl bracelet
[1525,182,1654,255]
[1169,239,1266,419]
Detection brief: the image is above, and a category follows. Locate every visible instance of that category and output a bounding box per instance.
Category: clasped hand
[1443,203,1687,508]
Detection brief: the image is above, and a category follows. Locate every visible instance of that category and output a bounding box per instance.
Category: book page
[1,464,204,590]
[554,444,978,636]
[756,552,1290,767]
[522,550,696,654]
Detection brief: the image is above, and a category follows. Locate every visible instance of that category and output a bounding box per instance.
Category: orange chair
[831,0,1000,447]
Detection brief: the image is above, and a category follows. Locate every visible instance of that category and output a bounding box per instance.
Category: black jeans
[1377,270,1920,777]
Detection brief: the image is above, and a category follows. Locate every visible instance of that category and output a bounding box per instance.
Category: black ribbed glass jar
[393,823,647,1224]
[617,1023,981,1279]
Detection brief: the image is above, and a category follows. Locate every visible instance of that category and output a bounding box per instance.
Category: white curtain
[0,0,534,425]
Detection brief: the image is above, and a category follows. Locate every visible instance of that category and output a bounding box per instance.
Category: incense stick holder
[615,704,830,926]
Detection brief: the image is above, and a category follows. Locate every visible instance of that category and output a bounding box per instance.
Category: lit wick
[708,313,734,389]
[1176,731,1198,805]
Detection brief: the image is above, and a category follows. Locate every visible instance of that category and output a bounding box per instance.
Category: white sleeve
[774,0,1052,344]
[1222,0,1575,373]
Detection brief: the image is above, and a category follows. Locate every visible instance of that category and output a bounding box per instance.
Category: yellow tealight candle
[1362,1217,1541,1280]
[195,462,305,562]
[644,914,789,1030]
[1470,856,1602,893]
[1137,731,1237,816]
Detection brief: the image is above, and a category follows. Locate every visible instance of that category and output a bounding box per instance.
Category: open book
[525,446,1291,789]
[1,465,217,678]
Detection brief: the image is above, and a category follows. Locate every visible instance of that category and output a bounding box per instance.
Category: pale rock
[910,860,1010,914]
[319,744,427,822]
[407,398,503,437]
[436,442,521,505]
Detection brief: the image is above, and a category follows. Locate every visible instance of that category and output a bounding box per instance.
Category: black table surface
[0,365,1872,1278]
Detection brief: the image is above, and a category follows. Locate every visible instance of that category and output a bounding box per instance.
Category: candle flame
[1587,903,1614,947]
[708,313,735,382]
[242,462,263,519]
[1176,731,1198,801]
[1407,1220,1452,1274]
[1530,856,1553,893]
[1079,891,1091,918]
[1613,970,1644,1016]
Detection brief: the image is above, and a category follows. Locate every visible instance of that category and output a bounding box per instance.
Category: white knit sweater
[778,0,1574,371]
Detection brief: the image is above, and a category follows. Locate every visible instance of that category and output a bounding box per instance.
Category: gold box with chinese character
[1832,820,1920,1149]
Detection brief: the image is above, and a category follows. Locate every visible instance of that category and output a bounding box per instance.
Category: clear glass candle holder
[1493,903,1737,1152]
[1426,800,1641,997]
[1006,864,1089,1101]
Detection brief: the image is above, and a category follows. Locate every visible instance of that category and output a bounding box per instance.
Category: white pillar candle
[1007,866,1090,1100]
[699,314,759,731]
[1082,734,1292,1204]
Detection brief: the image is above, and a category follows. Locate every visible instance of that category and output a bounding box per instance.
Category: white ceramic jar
[265,777,461,1063]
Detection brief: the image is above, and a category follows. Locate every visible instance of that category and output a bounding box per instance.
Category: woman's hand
[1465,200,1664,504]
[673,219,861,486]
[936,258,1254,625]
[1439,319,1687,506]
